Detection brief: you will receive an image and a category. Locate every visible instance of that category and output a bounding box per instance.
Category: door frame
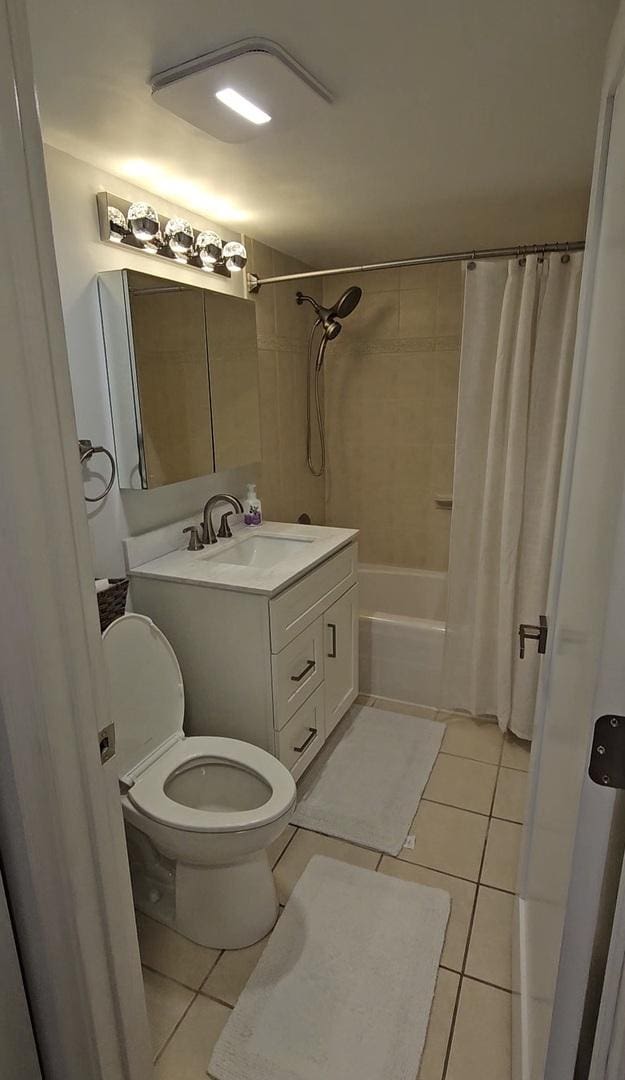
[0,0,151,1076]
[514,3,625,1077]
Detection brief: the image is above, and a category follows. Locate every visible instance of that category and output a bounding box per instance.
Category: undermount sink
[207,534,315,570]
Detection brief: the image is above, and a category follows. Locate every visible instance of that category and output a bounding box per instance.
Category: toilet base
[175,850,279,949]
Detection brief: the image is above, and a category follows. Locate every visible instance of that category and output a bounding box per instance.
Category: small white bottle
[243,483,262,526]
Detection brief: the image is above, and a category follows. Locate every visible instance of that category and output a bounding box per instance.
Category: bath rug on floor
[208,855,450,1080]
[290,704,445,855]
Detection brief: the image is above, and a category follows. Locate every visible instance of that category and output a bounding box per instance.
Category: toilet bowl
[102,613,296,949]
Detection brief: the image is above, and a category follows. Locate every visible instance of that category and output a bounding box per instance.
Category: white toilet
[102,613,296,949]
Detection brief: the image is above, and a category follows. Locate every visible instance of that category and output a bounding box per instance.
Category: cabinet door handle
[291,659,315,682]
[327,622,337,658]
[293,727,317,753]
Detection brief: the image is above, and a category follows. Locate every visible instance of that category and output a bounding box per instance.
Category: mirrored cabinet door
[98,269,261,490]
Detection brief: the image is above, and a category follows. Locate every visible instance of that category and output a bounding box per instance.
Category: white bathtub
[359,564,447,710]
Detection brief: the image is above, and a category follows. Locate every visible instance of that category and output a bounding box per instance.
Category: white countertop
[129,521,359,597]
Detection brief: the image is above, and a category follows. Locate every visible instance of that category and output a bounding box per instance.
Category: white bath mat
[290,704,445,855]
[208,855,450,1080]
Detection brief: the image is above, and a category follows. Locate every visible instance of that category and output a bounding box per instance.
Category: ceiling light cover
[215,87,271,125]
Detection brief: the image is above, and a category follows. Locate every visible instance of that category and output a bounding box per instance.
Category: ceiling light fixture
[215,87,271,125]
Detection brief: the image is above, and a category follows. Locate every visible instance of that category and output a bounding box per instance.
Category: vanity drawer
[270,542,357,652]
[276,685,325,779]
[271,618,324,730]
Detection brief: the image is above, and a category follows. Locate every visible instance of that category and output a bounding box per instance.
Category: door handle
[291,659,315,682]
[519,615,548,659]
[327,622,337,658]
[293,727,317,753]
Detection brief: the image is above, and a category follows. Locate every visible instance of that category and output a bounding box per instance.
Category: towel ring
[79,438,116,502]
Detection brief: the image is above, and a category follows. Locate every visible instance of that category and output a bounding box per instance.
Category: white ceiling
[28,0,616,267]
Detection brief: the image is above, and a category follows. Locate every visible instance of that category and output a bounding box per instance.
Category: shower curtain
[441,252,583,739]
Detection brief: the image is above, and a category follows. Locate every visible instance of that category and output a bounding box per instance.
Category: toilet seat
[102,614,296,836]
[128,736,296,833]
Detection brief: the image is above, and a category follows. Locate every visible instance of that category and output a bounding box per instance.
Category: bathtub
[359,564,447,710]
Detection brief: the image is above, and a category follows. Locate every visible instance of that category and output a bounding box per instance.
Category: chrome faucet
[201,493,244,545]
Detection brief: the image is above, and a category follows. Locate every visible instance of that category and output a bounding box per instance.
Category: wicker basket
[97,577,129,632]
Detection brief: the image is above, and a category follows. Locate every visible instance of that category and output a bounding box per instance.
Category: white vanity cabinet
[129,540,359,780]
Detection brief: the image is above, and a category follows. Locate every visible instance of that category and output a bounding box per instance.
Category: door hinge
[519,615,548,659]
[589,715,625,788]
[98,722,115,765]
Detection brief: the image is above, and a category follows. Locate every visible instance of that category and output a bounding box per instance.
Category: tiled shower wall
[323,263,463,570]
[246,237,326,525]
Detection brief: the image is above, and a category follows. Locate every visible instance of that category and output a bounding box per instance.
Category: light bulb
[222,241,247,272]
[165,217,194,256]
[127,202,159,242]
[196,230,222,267]
[108,205,127,242]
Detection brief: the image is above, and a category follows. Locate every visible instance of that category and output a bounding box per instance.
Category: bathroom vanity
[127,522,359,779]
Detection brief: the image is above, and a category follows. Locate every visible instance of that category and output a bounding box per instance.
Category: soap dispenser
[243,483,262,526]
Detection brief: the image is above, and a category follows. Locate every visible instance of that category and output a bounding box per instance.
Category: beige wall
[246,237,326,525]
[323,263,463,570]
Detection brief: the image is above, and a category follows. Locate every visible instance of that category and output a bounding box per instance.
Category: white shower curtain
[441,252,583,739]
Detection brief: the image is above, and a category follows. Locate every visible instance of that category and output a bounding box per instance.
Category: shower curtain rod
[246,239,585,292]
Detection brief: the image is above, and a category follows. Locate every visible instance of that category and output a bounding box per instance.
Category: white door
[516,6,625,1078]
[324,585,359,735]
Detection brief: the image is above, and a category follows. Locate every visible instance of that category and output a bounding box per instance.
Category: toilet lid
[102,614,184,782]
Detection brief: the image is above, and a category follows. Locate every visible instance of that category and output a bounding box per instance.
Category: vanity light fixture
[96,192,247,279]
[215,87,271,126]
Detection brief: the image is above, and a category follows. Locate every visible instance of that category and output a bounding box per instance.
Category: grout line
[461,972,514,996]
[153,987,200,1064]
[141,961,220,996]
[271,825,299,868]
[420,794,496,818]
[198,987,235,1010]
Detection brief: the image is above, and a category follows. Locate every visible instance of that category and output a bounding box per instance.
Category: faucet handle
[183,525,204,551]
[217,511,234,539]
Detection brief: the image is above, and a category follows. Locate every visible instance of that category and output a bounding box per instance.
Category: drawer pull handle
[291,659,315,683]
[327,622,337,658]
[293,727,317,753]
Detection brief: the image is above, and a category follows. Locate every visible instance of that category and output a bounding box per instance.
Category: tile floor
[138,697,530,1080]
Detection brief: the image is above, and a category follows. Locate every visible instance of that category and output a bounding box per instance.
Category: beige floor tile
[401,801,488,881]
[201,931,271,1005]
[372,696,438,719]
[273,828,378,902]
[446,977,511,1080]
[379,857,475,972]
[501,734,531,771]
[154,994,231,1078]
[465,886,514,990]
[267,824,296,868]
[425,755,497,815]
[137,913,220,990]
[441,715,503,765]
[482,818,522,893]
[493,768,528,823]
[418,967,460,1080]
[142,968,194,1059]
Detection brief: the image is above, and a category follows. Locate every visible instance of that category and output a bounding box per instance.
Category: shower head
[296,285,362,339]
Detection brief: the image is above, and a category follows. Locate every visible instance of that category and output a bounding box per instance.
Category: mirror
[98,269,261,489]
